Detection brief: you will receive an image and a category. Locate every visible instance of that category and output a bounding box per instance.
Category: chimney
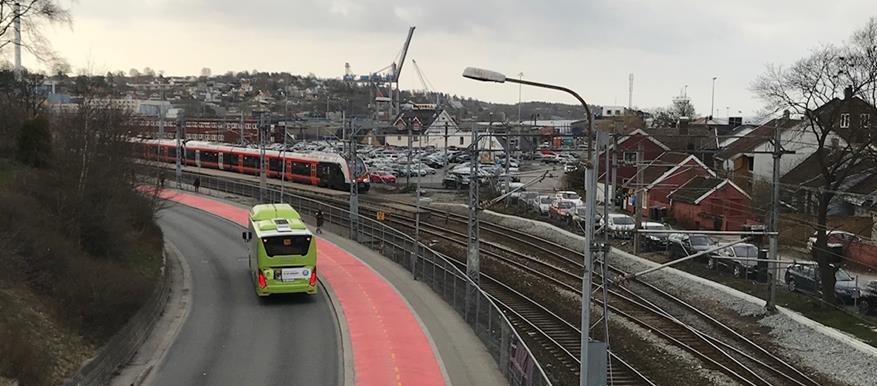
[783,110,790,119]
[844,86,854,100]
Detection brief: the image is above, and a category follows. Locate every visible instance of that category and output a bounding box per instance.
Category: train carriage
[135,139,370,191]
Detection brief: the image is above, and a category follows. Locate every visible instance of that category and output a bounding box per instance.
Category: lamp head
[462,67,507,83]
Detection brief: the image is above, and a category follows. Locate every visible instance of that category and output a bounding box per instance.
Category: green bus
[242,204,318,296]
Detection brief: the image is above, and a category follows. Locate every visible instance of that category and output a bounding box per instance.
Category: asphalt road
[152,204,339,386]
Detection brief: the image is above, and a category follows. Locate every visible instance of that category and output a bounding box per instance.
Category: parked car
[569,206,603,228]
[640,222,672,251]
[549,200,576,220]
[553,191,584,208]
[667,233,716,260]
[806,230,859,252]
[605,213,636,239]
[563,163,577,173]
[858,280,877,315]
[518,191,540,209]
[784,263,861,304]
[707,243,760,277]
[369,170,397,184]
[535,195,555,216]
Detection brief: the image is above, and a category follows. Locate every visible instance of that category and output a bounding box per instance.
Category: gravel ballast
[433,202,877,386]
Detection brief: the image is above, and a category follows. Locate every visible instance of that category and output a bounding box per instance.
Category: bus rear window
[262,235,311,256]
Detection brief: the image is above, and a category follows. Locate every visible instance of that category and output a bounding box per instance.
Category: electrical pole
[611,135,619,210]
[634,142,644,254]
[766,117,787,311]
[465,126,480,323]
[259,113,267,202]
[406,120,413,188]
[349,118,360,242]
[412,132,423,278]
[517,72,523,123]
[175,115,183,188]
[444,122,449,165]
[239,112,245,146]
[504,130,511,207]
[281,126,287,201]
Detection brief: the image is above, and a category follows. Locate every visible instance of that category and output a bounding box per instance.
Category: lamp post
[463,67,604,386]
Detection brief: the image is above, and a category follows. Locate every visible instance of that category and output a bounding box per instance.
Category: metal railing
[162,169,552,386]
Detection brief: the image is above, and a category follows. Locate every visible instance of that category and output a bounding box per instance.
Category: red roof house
[668,176,753,231]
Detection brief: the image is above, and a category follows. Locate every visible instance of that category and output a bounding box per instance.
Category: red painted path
[162,190,445,386]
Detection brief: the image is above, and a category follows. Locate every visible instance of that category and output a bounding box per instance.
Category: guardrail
[165,168,553,386]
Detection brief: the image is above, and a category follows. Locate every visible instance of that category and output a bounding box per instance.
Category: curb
[319,279,355,386]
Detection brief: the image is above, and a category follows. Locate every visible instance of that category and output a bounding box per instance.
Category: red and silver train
[134,139,370,192]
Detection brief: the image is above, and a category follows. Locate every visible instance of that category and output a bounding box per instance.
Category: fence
[168,169,553,386]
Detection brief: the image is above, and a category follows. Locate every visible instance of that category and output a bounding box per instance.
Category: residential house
[597,129,669,199]
[642,119,720,168]
[668,176,752,231]
[623,152,717,220]
[385,105,501,150]
[715,116,808,193]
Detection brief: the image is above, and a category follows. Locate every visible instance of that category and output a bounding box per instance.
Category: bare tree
[650,97,697,127]
[128,68,140,78]
[200,67,211,78]
[0,1,70,65]
[142,67,155,77]
[753,18,877,304]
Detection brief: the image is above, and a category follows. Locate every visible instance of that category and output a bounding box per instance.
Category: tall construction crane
[411,59,434,94]
[343,27,416,120]
[389,26,415,116]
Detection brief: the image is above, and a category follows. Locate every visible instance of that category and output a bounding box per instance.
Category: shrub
[15,117,52,168]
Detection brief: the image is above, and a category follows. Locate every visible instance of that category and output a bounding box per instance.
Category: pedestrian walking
[193,176,201,192]
[315,209,324,234]
[159,173,165,188]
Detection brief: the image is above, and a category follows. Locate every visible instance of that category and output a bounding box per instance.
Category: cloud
[34,0,877,117]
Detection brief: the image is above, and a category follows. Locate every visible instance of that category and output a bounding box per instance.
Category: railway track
[167,168,820,386]
[381,208,821,386]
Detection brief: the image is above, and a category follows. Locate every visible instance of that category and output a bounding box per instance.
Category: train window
[269,158,283,172]
[225,153,238,165]
[167,146,176,158]
[292,162,311,176]
[185,149,196,161]
[201,151,218,164]
[243,155,259,169]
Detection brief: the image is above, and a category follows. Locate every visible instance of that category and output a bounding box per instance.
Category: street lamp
[463,66,604,386]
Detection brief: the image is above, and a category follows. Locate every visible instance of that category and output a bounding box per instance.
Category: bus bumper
[257,281,318,296]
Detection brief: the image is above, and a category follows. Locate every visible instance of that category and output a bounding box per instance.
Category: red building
[668,177,752,231]
[623,152,716,219]
[598,129,669,185]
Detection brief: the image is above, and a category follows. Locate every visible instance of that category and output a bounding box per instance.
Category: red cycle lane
[160,190,445,386]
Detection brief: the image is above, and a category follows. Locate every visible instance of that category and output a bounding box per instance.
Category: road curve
[151,204,340,386]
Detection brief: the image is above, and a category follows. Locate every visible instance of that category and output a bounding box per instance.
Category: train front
[349,156,370,192]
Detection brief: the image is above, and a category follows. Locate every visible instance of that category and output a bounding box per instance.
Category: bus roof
[250,204,309,237]
[250,203,301,222]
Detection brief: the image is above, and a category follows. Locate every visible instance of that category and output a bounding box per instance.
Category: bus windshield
[262,235,312,256]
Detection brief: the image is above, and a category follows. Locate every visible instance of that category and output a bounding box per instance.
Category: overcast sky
[26,0,876,118]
